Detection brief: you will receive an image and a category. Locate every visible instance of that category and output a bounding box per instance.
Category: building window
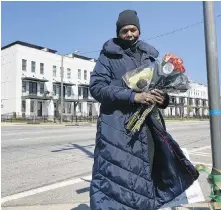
[40,83,44,94]
[40,63,44,74]
[68,103,72,114]
[60,67,63,77]
[22,81,26,92]
[180,97,185,105]
[22,100,26,112]
[83,87,88,99]
[78,87,82,96]
[53,85,57,95]
[84,70,87,80]
[53,65,56,77]
[29,82,37,94]
[78,103,82,113]
[170,97,176,104]
[67,68,71,79]
[189,98,193,105]
[67,86,72,97]
[78,69,81,80]
[30,101,35,112]
[22,59,27,71]
[31,61,36,73]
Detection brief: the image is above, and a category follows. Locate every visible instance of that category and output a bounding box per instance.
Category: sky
[1,1,221,87]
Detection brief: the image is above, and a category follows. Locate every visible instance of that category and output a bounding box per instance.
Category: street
[1,121,212,209]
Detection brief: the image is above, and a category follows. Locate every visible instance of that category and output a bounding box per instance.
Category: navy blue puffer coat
[89,38,199,210]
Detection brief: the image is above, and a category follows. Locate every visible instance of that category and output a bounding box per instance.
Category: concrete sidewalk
[2,202,221,210]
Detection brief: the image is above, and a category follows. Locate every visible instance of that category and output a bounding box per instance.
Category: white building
[1,41,100,121]
[1,41,210,120]
[164,81,209,117]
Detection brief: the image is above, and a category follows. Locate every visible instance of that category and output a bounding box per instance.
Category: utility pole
[203,1,221,171]
[60,55,64,123]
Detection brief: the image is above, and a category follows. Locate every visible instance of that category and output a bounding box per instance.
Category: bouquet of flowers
[123,53,189,134]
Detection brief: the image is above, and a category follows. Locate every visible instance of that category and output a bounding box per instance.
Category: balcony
[22,91,53,100]
[22,76,49,83]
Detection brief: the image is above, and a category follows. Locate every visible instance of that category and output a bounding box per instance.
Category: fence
[1,113,99,124]
[1,112,209,124]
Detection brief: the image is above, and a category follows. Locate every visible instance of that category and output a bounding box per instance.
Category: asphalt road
[1,121,212,208]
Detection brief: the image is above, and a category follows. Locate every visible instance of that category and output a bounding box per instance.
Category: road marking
[1,175,92,204]
[189,152,211,157]
[1,127,95,137]
[2,132,95,142]
[191,161,212,167]
[188,146,211,153]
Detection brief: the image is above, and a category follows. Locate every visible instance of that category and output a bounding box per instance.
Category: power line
[80,14,221,55]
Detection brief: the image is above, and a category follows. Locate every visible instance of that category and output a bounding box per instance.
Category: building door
[37,101,43,116]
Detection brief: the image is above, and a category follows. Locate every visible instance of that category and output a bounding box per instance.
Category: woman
[89,10,199,210]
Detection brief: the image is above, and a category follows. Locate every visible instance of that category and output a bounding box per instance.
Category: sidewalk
[1,122,96,126]
[2,202,221,210]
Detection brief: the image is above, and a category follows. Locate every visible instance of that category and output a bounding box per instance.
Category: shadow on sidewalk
[70,204,90,210]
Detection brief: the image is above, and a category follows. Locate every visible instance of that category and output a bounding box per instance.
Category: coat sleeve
[89,54,136,105]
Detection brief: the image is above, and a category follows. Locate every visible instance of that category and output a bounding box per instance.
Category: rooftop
[1,40,96,61]
[1,41,57,53]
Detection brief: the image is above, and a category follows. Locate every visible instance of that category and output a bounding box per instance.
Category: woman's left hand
[150,89,165,106]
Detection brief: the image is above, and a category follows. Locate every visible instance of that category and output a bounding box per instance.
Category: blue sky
[1,1,221,86]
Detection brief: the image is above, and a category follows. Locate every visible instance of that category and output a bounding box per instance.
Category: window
[170,97,176,104]
[84,70,87,80]
[53,65,56,77]
[40,83,44,94]
[22,59,27,71]
[53,85,57,95]
[40,63,44,74]
[189,98,193,105]
[67,86,72,97]
[67,68,71,79]
[68,103,72,114]
[22,81,26,92]
[60,67,63,77]
[22,100,26,112]
[78,103,82,113]
[78,87,82,96]
[29,82,37,94]
[83,87,88,99]
[78,69,81,80]
[30,101,35,112]
[180,97,185,105]
[31,61,36,73]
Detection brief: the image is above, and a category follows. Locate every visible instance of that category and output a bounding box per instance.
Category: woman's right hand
[134,92,156,105]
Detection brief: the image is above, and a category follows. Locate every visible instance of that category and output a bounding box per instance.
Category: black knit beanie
[116,10,140,36]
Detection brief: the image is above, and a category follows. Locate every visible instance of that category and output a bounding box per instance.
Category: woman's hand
[150,89,165,106]
[134,92,156,105]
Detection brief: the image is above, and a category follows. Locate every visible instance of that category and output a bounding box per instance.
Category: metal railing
[1,113,99,124]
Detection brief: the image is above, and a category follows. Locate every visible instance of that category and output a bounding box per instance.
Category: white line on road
[1,127,95,137]
[1,175,92,204]
[188,146,211,153]
[2,133,95,142]
[191,161,212,167]
[189,152,211,157]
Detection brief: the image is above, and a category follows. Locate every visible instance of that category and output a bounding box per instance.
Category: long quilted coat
[89,38,199,210]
